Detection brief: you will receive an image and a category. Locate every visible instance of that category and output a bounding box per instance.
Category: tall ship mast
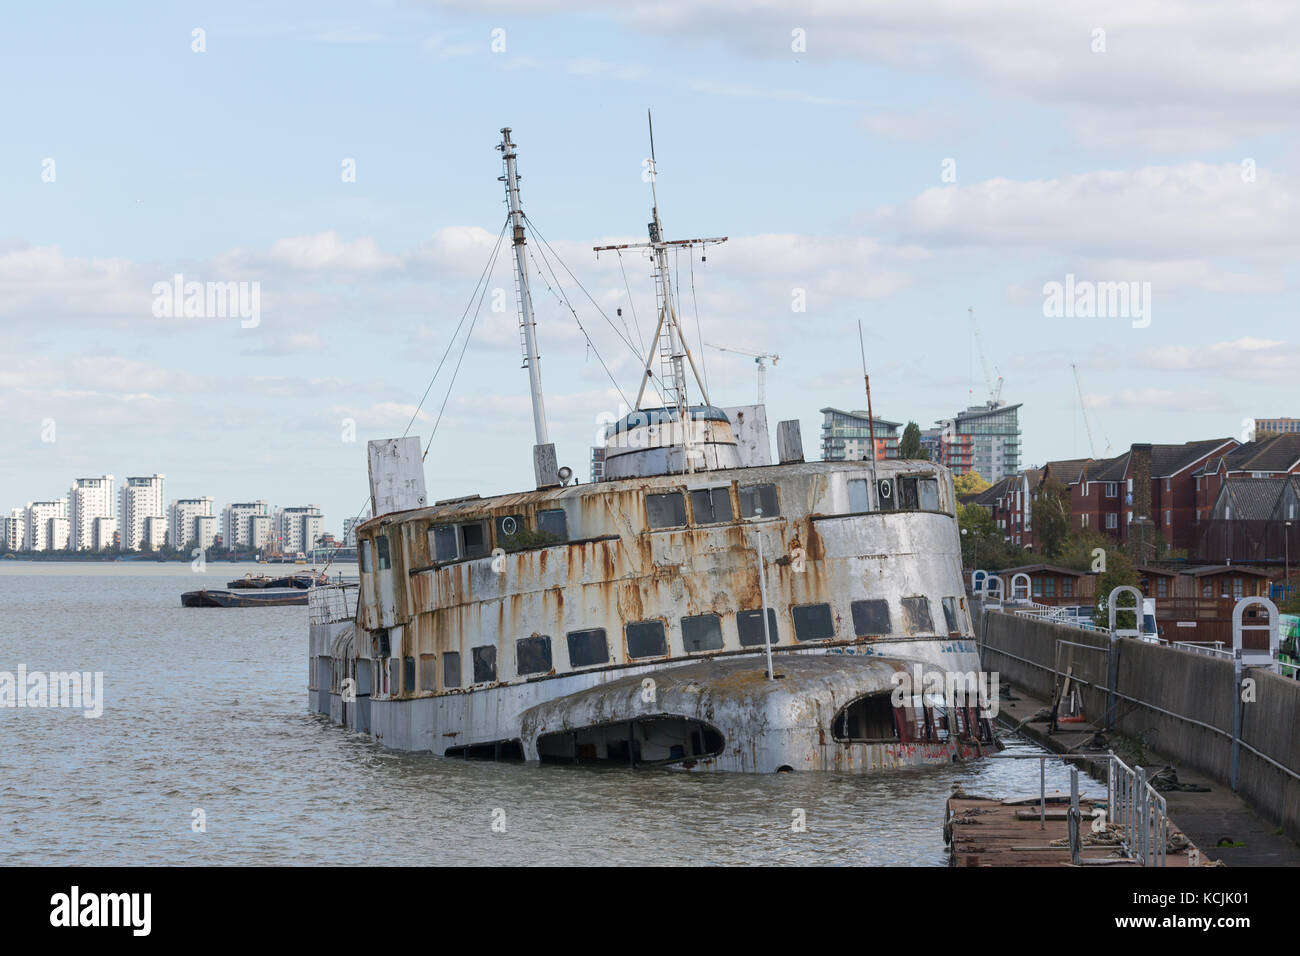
[306,124,996,772]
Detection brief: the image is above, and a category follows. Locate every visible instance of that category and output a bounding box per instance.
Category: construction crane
[969,307,1004,406]
[1071,363,1112,457]
[704,342,779,404]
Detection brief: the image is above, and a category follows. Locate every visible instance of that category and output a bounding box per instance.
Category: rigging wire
[525,237,632,410]
[317,217,510,576]
[424,240,501,460]
[689,246,709,400]
[615,249,647,356]
[521,213,645,362]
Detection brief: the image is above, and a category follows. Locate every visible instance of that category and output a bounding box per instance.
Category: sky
[3,0,1298,533]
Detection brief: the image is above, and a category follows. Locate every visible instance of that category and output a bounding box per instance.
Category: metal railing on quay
[986,750,1170,866]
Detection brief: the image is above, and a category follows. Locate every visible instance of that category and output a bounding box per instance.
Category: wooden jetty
[945,791,1202,867]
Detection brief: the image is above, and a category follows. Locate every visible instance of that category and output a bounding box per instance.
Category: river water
[1,561,1084,865]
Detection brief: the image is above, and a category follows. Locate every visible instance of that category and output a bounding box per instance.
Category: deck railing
[309,581,358,626]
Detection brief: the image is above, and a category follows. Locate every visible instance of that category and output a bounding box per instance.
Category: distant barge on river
[182,587,310,608]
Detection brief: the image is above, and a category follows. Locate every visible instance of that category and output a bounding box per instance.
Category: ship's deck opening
[444,739,525,761]
[832,692,996,745]
[537,716,724,767]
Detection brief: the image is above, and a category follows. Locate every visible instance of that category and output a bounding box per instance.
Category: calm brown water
[0,561,1083,865]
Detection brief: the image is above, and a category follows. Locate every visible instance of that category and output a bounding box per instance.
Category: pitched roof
[1149,438,1237,477]
[972,475,1016,506]
[1001,563,1086,577]
[1135,564,1179,577]
[1083,453,1130,483]
[1217,477,1288,521]
[1225,433,1300,473]
[1041,458,1094,485]
[1184,564,1271,578]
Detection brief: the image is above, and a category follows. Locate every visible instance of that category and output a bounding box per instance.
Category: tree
[1033,478,1072,559]
[898,421,926,459]
[1093,549,1139,630]
[954,472,991,497]
[958,502,1000,569]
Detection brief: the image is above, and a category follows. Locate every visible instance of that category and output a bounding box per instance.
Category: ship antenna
[593,112,727,474]
[498,127,559,488]
[859,320,880,492]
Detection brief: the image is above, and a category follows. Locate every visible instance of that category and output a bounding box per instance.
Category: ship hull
[309,619,992,772]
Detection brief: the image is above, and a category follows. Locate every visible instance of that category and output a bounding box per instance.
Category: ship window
[736,608,779,646]
[942,597,960,634]
[430,525,458,562]
[897,478,920,510]
[681,614,723,652]
[566,628,609,668]
[376,534,391,570]
[647,492,687,529]
[848,478,870,513]
[495,514,526,547]
[516,636,552,676]
[626,620,667,659]
[739,483,779,518]
[403,656,415,693]
[459,521,488,559]
[359,540,373,573]
[900,597,935,635]
[471,645,497,683]
[851,599,891,637]
[690,487,733,524]
[792,603,835,642]
[918,477,940,511]
[442,651,461,689]
[419,654,437,691]
[537,508,568,541]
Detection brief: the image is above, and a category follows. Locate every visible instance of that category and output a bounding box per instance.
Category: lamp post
[1287,520,1292,599]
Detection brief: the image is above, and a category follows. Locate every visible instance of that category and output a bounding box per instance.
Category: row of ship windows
[380,595,966,693]
[361,473,946,572]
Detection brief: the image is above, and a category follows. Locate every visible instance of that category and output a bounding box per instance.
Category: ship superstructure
[307,125,995,772]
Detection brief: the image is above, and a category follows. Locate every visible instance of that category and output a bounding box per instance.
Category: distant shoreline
[1,553,268,563]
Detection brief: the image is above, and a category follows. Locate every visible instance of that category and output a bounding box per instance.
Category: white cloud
[445,0,1300,146]
[871,163,1300,259]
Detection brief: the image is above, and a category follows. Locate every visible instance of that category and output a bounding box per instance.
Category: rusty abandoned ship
[307,125,995,772]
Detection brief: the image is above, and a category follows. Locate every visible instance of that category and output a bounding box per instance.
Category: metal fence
[308,582,358,626]
[1107,750,1169,867]
[989,751,1171,866]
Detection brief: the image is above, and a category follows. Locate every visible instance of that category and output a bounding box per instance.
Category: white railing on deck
[309,582,358,626]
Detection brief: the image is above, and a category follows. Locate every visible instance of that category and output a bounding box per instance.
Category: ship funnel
[602,406,743,480]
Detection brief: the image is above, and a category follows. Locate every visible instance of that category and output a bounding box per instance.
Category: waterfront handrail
[987,751,1169,866]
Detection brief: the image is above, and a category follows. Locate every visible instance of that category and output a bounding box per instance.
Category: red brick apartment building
[971,434,1300,567]
[1068,439,1239,552]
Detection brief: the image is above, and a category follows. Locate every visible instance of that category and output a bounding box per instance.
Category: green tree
[1032,478,1072,560]
[954,472,990,497]
[1093,549,1139,629]
[898,421,926,459]
[958,502,1000,568]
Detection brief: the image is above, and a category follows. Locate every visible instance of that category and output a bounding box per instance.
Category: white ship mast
[594,112,727,473]
[498,128,559,488]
